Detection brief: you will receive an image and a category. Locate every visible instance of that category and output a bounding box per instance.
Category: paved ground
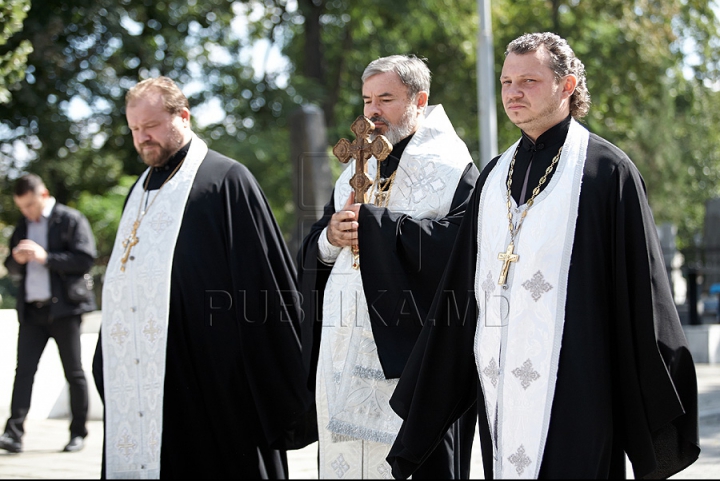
[0,364,718,479]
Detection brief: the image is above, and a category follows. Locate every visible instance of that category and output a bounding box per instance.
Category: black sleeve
[387,165,493,479]
[46,210,96,275]
[224,163,317,450]
[359,162,478,278]
[603,152,700,478]
[356,163,480,378]
[92,332,104,403]
[3,223,25,278]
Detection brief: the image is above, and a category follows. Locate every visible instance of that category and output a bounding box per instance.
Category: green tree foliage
[0,0,272,261]
[0,0,32,104]
[75,174,136,266]
[280,0,480,155]
[1,0,719,268]
[0,0,250,201]
[198,0,482,235]
[260,0,720,251]
[501,1,720,252]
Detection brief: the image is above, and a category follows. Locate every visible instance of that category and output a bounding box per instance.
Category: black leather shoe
[62,436,84,453]
[0,433,22,453]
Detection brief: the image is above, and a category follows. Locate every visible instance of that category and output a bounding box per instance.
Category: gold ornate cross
[120,221,140,272]
[497,242,519,286]
[333,116,392,203]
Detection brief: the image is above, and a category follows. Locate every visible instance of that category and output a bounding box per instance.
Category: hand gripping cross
[332,116,392,268]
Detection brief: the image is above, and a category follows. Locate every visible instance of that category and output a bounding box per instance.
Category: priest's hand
[327,192,361,248]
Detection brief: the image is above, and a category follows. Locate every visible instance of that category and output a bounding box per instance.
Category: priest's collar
[519,115,571,153]
[379,133,414,178]
[153,140,191,173]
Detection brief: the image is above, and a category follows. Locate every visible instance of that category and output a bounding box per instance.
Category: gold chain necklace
[371,159,398,207]
[120,157,186,272]
[350,159,398,269]
[497,145,562,287]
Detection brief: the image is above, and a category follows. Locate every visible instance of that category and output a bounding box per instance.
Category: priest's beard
[137,125,184,167]
[510,94,565,137]
[370,103,418,146]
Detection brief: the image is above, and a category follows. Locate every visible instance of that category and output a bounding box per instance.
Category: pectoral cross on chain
[497,242,519,286]
[333,115,392,269]
[120,221,140,272]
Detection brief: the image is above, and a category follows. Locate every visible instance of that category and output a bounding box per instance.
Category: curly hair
[506,32,591,119]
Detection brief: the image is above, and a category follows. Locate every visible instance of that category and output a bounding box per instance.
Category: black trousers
[4,304,88,440]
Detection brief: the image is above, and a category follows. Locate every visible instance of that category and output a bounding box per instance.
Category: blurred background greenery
[1,0,719,308]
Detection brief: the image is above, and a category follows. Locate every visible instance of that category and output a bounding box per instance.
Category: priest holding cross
[332,115,392,269]
[298,54,480,478]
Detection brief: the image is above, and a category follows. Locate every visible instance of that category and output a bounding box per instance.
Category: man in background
[1,173,96,454]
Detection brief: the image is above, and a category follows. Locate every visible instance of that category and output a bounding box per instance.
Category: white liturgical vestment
[474,119,588,478]
[318,105,472,479]
[101,136,208,479]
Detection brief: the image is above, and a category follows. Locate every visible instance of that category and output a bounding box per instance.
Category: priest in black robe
[92,76,314,479]
[298,54,479,478]
[387,32,700,479]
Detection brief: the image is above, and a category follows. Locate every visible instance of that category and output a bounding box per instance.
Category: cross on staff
[333,116,392,203]
[332,115,392,269]
[498,242,519,286]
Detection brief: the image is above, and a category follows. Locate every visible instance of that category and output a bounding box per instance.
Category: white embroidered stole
[320,105,473,445]
[101,136,208,479]
[474,120,588,478]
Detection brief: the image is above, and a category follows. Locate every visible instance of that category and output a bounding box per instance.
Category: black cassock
[387,120,700,479]
[297,136,480,478]
[93,147,315,479]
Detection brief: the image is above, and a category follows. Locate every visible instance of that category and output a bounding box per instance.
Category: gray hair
[506,32,591,119]
[362,54,431,99]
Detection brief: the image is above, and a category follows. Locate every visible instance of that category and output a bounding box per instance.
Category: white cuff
[318,227,342,264]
